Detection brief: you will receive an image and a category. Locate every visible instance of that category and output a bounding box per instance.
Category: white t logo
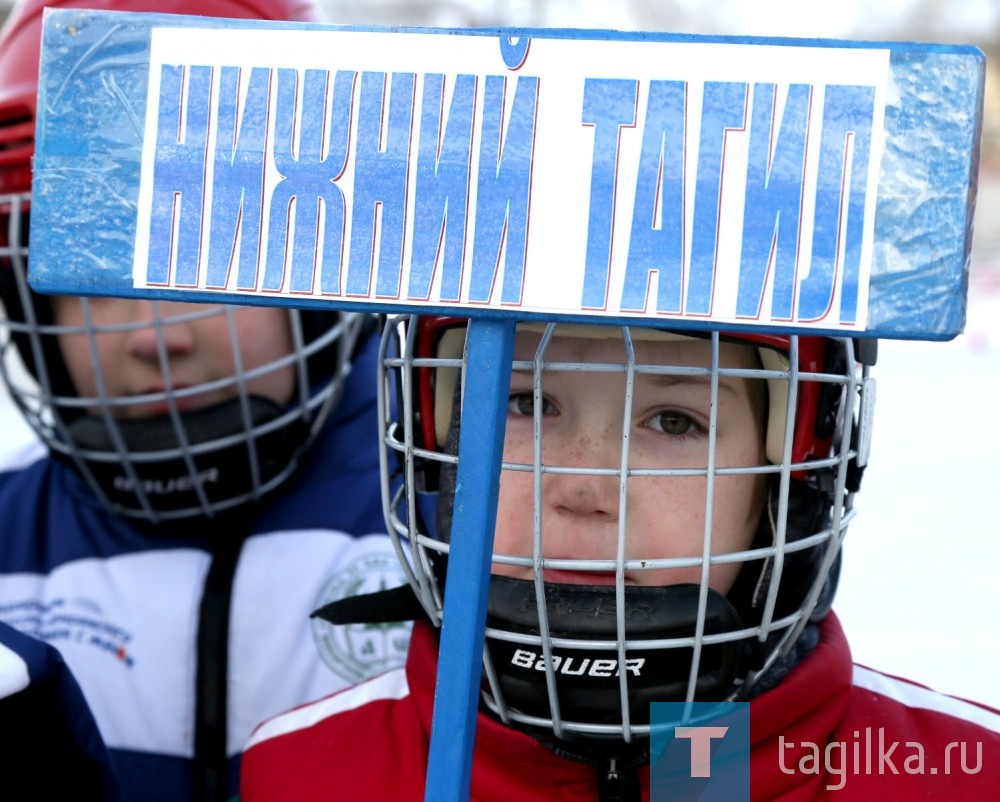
[674,726,730,777]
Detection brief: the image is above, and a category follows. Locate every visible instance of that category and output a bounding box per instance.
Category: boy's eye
[507,392,554,417]
[647,410,697,436]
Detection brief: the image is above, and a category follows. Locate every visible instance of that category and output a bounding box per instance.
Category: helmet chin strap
[57,395,307,522]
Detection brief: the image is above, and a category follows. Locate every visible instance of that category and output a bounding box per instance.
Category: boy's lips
[125,385,199,416]
[539,568,625,586]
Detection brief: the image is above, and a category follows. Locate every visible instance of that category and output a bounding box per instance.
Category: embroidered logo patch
[310,551,412,684]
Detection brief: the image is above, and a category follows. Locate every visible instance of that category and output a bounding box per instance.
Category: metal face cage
[379,313,872,743]
[0,190,363,522]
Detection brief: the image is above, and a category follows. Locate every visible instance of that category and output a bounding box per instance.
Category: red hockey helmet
[0,0,320,198]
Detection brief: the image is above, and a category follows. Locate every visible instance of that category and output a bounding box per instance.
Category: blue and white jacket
[0,334,411,801]
[0,620,119,801]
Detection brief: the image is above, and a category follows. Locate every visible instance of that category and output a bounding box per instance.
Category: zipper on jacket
[599,758,641,802]
[600,758,625,802]
[192,531,247,802]
[544,738,644,801]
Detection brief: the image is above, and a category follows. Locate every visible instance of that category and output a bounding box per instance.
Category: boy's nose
[542,429,623,521]
[124,300,197,362]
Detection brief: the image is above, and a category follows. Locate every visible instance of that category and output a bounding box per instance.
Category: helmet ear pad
[297,309,343,385]
[0,239,80,409]
[297,309,375,390]
[433,373,463,543]
[725,477,836,635]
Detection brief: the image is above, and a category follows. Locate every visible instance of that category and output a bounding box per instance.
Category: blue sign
[28,11,985,339]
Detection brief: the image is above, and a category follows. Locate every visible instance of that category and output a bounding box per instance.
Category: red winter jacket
[242,613,1000,800]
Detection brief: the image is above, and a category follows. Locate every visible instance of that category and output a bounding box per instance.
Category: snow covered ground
[835,292,1000,709]
[835,169,1000,710]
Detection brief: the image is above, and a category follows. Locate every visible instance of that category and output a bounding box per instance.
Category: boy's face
[492,328,768,594]
[52,296,296,416]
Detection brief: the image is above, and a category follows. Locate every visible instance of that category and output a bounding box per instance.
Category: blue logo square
[650,702,750,801]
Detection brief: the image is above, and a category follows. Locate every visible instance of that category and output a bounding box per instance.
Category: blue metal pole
[423,317,515,802]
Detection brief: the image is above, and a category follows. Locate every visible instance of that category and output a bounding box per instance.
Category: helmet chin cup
[482,577,748,735]
[59,395,306,521]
